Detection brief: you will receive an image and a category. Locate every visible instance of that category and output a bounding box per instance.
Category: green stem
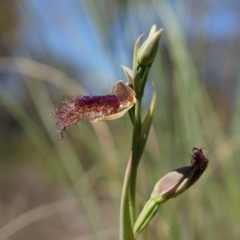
[139,65,151,98]
[129,64,151,226]
[129,96,142,225]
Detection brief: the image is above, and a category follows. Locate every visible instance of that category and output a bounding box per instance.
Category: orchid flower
[53,81,135,138]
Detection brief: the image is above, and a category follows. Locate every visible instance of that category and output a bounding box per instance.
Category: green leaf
[120,153,135,240]
[137,83,157,160]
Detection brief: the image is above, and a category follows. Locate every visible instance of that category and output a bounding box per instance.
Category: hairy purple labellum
[52,81,136,139]
[53,95,120,138]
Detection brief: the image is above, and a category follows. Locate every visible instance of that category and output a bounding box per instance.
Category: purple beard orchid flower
[53,81,135,139]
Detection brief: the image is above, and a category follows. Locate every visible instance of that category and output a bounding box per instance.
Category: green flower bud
[137,27,163,66]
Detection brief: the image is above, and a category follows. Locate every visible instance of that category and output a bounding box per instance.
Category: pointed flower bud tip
[148,24,157,38]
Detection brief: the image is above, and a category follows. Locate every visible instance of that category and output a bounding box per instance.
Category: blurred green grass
[0,0,240,240]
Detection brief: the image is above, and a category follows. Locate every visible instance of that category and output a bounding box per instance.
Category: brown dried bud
[134,148,208,237]
[151,148,209,202]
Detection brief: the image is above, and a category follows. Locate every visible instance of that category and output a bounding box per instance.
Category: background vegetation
[0,0,240,239]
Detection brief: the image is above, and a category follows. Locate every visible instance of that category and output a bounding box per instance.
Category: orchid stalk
[52,25,208,240]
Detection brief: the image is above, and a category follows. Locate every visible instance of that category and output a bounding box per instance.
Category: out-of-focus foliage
[0,0,240,239]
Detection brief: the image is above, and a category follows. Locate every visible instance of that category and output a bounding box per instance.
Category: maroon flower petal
[53,95,120,138]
